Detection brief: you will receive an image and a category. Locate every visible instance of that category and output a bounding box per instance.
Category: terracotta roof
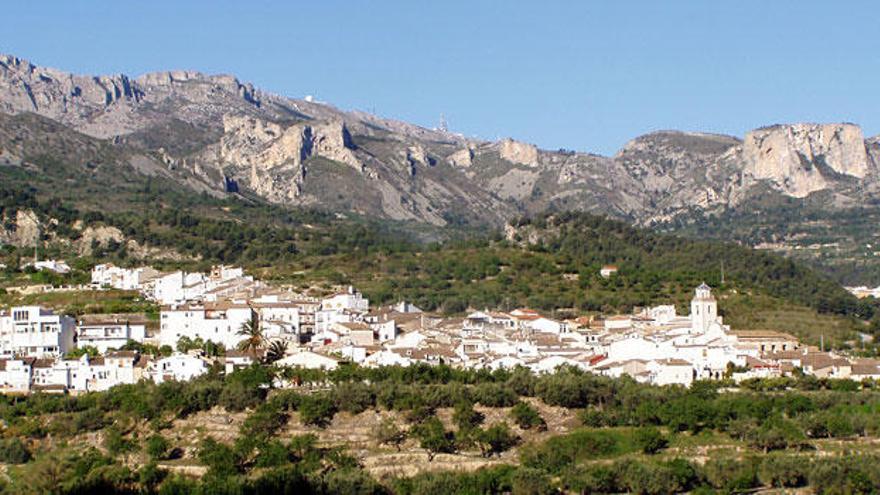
[851,363,880,376]
[32,384,66,391]
[32,358,54,369]
[78,313,150,325]
[106,351,138,359]
[731,330,798,340]
[654,358,691,367]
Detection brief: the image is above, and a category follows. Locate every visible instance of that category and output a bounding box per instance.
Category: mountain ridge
[1,52,879,230]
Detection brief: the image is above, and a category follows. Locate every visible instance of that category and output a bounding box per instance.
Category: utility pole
[720,260,725,286]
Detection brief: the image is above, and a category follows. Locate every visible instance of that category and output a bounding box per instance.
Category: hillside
[1,54,879,227]
[2,176,873,349]
[4,364,880,494]
[4,54,880,286]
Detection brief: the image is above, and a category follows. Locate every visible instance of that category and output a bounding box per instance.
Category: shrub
[197,437,242,478]
[322,467,386,495]
[759,454,808,488]
[373,416,407,451]
[241,403,288,439]
[333,382,375,414]
[254,440,292,468]
[298,394,337,428]
[511,467,554,495]
[475,422,519,457]
[634,427,668,454]
[510,402,546,431]
[474,383,519,407]
[452,401,484,433]
[0,437,32,464]
[145,434,171,460]
[412,417,455,461]
[701,457,759,492]
[103,426,134,456]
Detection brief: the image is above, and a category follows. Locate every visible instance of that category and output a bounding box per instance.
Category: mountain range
[3,53,880,285]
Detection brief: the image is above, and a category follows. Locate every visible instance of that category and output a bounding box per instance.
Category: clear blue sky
[3,1,878,155]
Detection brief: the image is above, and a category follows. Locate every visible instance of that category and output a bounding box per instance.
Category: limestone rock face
[311,121,362,172]
[7,52,880,229]
[743,124,871,197]
[0,210,41,247]
[0,54,141,127]
[499,138,539,167]
[217,115,362,201]
[447,147,474,168]
[76,225,126,255]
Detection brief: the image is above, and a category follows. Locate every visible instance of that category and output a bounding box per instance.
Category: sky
[3,1,879,155]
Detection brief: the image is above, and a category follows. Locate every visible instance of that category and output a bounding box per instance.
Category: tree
[145,434,170,460]
[452,401,484,433]
[510,402,546,431]
[412,417,455,461]
[198,437,242,478]
[0,437,32,464]
[373,416,408,452]
[298,394,337,428]
[264,340,289,364]
[634,427,668,455]
[237,311,264,354]
[474,423,519,457]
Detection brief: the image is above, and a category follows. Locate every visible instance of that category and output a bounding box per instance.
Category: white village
[0,263,874,395]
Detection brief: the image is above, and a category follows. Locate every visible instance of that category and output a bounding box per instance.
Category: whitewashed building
[91,264,161,291]
[0,306,76,357]
[149,353,210,383]
[159,302,254,350]
[76,314,147,353]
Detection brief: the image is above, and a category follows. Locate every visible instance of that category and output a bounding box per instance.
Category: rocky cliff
[1,53,878,228]
[742,123,871,197]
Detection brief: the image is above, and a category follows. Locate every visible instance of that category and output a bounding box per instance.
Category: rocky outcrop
[217,115,363,201]
[6,53,880,229]
[311,121,362,171]
[0,55,141,124]
[499,138,539,167]
[0,209,40,247]
[743,124,871,197]
[447,147,474,168]
[76,225,126,255]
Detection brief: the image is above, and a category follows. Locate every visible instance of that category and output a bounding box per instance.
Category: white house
[362,349,412,368]
[647,359,694,387]
[604,315,633,331]
[149,353,210,383]
[151,271,209,305]
[91,264,160,291]
[275,350,341,370]
[76,314,147,353]
[0,358,34,392]
[159,302,254,350]
[29,259,71,274]
[321,287,369,312]
[526,317,569,334]
[600,265,618,278]
[0,306,76,357]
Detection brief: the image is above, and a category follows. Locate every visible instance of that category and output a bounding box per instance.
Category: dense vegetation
[4,182,877,348]
[3,363,880,493]
[664,191,880,286]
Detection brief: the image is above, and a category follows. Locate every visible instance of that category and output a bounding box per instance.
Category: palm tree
[264,340,289,364]
[237,311,264,355]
